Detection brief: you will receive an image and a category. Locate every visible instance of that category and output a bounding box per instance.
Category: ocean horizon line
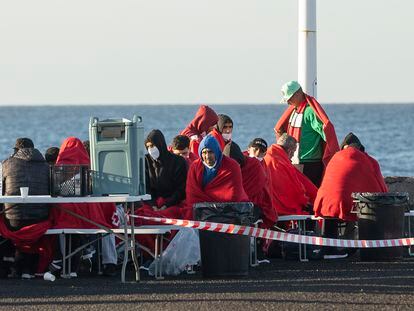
[0,102,414,107]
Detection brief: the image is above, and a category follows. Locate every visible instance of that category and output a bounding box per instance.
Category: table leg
[98,235,102,275]
[68,234,72,276]
[130,202,140,282]
[121,202,129,283]
[62,233,68,278]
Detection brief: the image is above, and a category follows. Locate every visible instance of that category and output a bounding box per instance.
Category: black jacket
[2,148,50,221]
[145,130,187,207]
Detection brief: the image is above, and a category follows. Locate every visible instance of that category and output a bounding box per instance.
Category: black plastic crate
[50,165,91,197]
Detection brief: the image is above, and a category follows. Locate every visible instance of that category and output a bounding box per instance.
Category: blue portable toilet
[89,115,145,196]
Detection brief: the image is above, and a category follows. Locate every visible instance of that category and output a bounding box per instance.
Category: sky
[0,0,413,105]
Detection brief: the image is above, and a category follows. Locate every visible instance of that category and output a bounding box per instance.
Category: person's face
[201,148,216,166]
[287,90,303,107]
[172,147,190,158]
[222,122,233,134]
[249,147,266,158]
[145,142,154,149]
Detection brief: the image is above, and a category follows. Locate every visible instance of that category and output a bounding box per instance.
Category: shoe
[21,273,35,279]
[323,247,348,260]
[49,260,62,274]
[103,264,117,277]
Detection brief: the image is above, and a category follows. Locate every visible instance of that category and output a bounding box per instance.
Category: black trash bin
[193,202,254,277]
[353,192,409,261]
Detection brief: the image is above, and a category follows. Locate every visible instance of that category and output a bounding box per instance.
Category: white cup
[20,187,29,198]
[43,271,56,282]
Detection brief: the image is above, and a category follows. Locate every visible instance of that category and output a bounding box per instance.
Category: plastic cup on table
[20,187,29,198]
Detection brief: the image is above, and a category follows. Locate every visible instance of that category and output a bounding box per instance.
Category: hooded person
[180,105,218,157]
[314,133,387,222]
[183,135,249,220]
[264,134,317,216]
[48,137,118,276]
[210,114,233,150]
[135,130,188,258]
[223,142,277,228]
[50,137,117,229]
[274,81,339,187]
[143,129,187,212]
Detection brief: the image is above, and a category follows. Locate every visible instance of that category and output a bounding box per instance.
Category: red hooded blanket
[180,105,218,157]
[313,147,388,221]
[274,94,339,166]
[183,156,249,219]
[241,156,277,228]
[264,144,317,215]
[50,137,116,229]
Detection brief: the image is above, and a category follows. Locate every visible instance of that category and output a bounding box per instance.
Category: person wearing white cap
[274,81,339,187]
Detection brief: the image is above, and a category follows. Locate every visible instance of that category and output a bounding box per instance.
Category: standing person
[274,81,339,187]
[0,138,50,278]
[210,114,233,150]
[180,105,218,157]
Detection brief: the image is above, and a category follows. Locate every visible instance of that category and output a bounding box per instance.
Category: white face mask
[222,133,232,141]
[148,146,160,160]
[203,161,216,169]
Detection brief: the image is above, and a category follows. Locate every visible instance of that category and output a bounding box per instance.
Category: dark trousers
[302,161,324,187]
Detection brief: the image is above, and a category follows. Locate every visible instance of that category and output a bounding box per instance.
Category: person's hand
[152,205,159,211]
[159,205,167,211]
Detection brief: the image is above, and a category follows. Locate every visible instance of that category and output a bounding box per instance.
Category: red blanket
[180,105,218,156]
[51,137,117,229]
[241,157,277,228]
[210,128,226,151]
[0,217,54,273]
[274,94,339,166]
[264,144,317,215]
[183,156,249,219]
[313,147,388,221]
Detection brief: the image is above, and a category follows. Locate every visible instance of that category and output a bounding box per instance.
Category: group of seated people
[0,102,388,279]
[138,104,388,259]
[0,137,119,279]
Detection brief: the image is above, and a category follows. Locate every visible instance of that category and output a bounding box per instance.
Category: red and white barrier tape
[133,215,414,248]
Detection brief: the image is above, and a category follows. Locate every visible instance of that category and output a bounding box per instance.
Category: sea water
[0,104,412,176]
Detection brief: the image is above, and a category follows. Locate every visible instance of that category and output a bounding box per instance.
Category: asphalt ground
[1,255,414,311]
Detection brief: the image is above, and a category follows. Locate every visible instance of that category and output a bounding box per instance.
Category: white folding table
[0,194,150,282]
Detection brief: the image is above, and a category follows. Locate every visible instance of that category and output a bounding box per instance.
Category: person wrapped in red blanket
[264,134,317,216]
[313,133,387,259]
[313,133,388,222]
[183,135,249,220]
[180,105,218,157]
[223,142,277,228]
[49,137,117,275]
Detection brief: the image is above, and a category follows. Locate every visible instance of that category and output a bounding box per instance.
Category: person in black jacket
[144,129,187,211]
[0,137,50,278]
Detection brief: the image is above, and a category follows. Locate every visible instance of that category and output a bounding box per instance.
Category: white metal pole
[298,0,317,97]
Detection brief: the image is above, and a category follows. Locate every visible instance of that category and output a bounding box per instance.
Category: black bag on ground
[353,192,409,261]
[194,202,254,277]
